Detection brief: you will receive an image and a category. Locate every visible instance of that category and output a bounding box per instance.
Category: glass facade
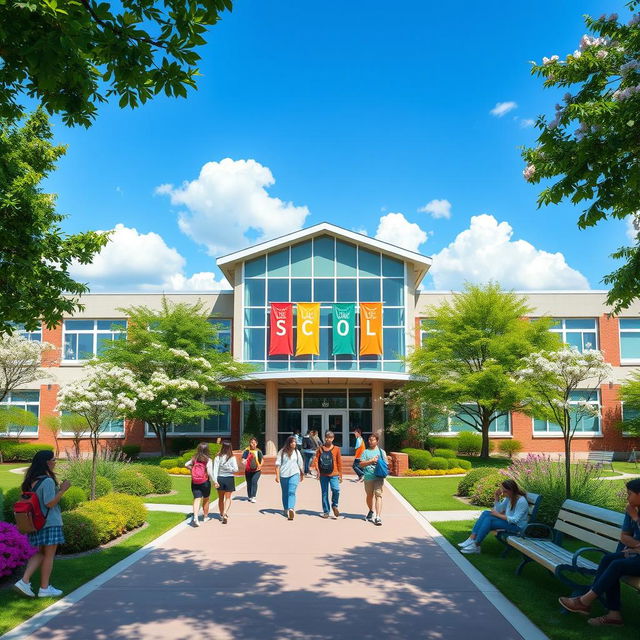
[550,318,598,352]
[533,390,601,434]
[0,391,39,435]
[242,236,406,371]
[620,318,640,363]
[439,405,510,435]
[63,319,127,361]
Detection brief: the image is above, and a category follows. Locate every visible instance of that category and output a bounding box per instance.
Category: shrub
[60,510,101,553]
[448,458,472,470]
[469,471,504,507]
[457,432,483,456]
[400,448,432,470]
[0,441,54,462]
[433,448,455,459]
[98,493,146,530]
[59,457,128,490]
[498,439,523,459]
[404,468,469,476]
[428,456,449,470]
[159,457,182,469]
[0,522,36,577]
[60,486,87,511]
[169,437,200,454]
[167,467,191,475]
[113,469,153,496]
[457,467,498,497]
[121,445,141,460]
[0,489,3,522]
[75,501,128,544]
[428,436,458,451]
[3,487,21,523]
[133,465,171,494]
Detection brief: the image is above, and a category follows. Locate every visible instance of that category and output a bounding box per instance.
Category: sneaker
[374,517,382,526]
[332,506,340,518]
[13,580,35,598]
[250,497,256,503]
[457,537,474,548]
[461,544,480,555]
[191,518,199,527]
[288,508,295,521]
[222,514,228,524]
[366,510,374,522]
[38,585,63,598]
[321,513,330,519]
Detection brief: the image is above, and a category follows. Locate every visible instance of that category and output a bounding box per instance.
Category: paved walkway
[16,478,537,640]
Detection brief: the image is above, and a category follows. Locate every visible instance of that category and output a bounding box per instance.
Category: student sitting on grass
[458,479,529,555]
[559,478,640,627]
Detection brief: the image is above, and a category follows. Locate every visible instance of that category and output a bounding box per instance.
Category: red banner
[269,303,293,355]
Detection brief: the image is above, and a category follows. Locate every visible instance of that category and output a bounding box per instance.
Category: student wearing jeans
[275,436,304,520]
[241,437,264,503]
[352,428,365,481]
[312,430,342,519]
[358,433,386,525]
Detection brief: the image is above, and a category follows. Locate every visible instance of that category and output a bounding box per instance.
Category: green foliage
[498,439,523,459]
[449,458,472,471]
[169,437,200,454]
[95,493,146,531]
[457,467,499,497]
[3,487,21,523]
[428,436,459,451]
[0,489,3,522]
[0,442,54,462]
[0,111,108,333]
[0,407,39,438]
[121,445,141,460]
[619,370,640,436]
[456,432,484,456]
[113,469,153,496]
[75,500,128,544]
[159,457,182,469]
[428,456,449,471]
[60,486,87,512]
[400,448,432,470]
[469,472,504,507]
[59,457,126,489]
[521,8,640,312]
[0,1,233,127]
[240,431,258,450]
[93,476,113,499]
[433,448,455,459]
[60,510,101,554]
[132,465,171,494]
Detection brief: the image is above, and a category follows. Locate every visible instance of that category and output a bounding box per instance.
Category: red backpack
[191,459,208,484]
[13,477,49,534]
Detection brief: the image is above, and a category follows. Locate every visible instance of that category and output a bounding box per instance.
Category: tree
[57,363,140,499]
[0,407,38,442]
[402,283,559,458]
[43,413,88,457]
[385,391,448,449]
[0,332,54,401]
[618,370,640,436]
[522,3,640,313]
[0,111,108,334]
[99,297,252,456]
[518,348,613,497]
[0,0,233,127]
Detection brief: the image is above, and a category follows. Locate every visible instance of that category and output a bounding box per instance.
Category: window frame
[531,389,602,437]
[0,390,40,438]
[433,403,512,438]
[619,318,640,365]
[144,399,232,437]
[62,319,127,363]
[549,318,599,353]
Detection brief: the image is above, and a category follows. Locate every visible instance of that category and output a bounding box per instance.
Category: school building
[6,222,640,458]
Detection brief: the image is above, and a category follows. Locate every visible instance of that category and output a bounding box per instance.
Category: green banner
[332,303,356,355]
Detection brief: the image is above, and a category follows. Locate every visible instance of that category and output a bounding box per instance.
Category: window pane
[491,413,510,432]
[383,278,403,306]
[574,413,599,432]
[245,279,265,306]
[77,333,94,359]
[12,391,39,403]
[383,361,405,371]
[359,279,381,302]
[349,410,372,431]
[533,418,547,432]
[245,308,266,326]
[337,279,357,302]
[382,255,404,277]
[582,332,597,350]
[620,318,640,330]
[621,333,640,359]
[318,328,331,360]
[314,236,334,277]
[314,279,334,302]
[65,320,94,331]
[565,332,583,351]
[96,335,113,356]
[279,390,301,409]
[267,359,289,370]
[268,249,289,277]
[291,241,312,277]
[383,328,402,359]
[245,256,266,278]
[565,318,596,330]
[278,411,301,432]
[383,308,404,325]
[291,279,312,302]
[358,248,380,277]
[349,390,371,409]
[335,357,357,370]
[97,320,126,331]
[336,241,357,277]
[244,328,265,360]
[304,390,347,408]
[63,334,77,360]
[268,279,289,302]
[320,307,332,326]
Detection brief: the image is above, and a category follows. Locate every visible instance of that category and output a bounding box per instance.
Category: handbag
[374,449,389,478]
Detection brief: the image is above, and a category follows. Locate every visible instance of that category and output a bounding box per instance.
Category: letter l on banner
[269,303,293,355]
[359,302,383,355]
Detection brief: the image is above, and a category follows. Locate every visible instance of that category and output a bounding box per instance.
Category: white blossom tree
[518,348,613,497]
[57,363,140,499]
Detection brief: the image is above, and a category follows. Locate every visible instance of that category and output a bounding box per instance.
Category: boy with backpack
[312,430,342,518]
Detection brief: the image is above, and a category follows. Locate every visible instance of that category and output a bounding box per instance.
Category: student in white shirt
[213,441,238,524]
[275,436,304,520]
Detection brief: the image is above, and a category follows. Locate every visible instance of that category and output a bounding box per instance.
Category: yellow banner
[359,303,383,355]
[296,303,320,355]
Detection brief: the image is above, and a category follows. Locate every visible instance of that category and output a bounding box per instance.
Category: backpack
[374,449,389,479]
[302,436,313,450]
[246,451,259,472]
[318,447,334,475]
[191,459,208,484]
[13,477,49,534]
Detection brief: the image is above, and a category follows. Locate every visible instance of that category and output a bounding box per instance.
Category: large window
[243,236,406,372]
[0,391,39,435]
[146,399,231,436]
[435,405,510,436]
[63,320,126,361]
[13,323,42,342]
[209,319,232,353]
[550,318,598,352]
[60,415,124,437]
[621,403,640,437]
[620,318,640,364]
[533,390,601,435]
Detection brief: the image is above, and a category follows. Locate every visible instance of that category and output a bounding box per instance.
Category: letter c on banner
[302,319,312,336]
[337,319,348,336]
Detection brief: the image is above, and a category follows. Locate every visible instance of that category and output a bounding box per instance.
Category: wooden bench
[507,499,640,595]
[495,492,542,556]
[585,450,615,472]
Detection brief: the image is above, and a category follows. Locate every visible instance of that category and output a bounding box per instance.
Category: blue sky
[44,0,633,292]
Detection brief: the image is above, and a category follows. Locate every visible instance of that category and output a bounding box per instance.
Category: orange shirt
[354,436,365,458]
[312,444,342,477]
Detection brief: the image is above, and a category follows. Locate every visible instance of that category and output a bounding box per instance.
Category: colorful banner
[359,302,383,355]
[269,303,293,355]
[296,303,320,356]
[332,303,356,355]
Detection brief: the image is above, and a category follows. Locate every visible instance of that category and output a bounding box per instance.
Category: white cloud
[156,158,310,256]
[519,118,536,128]
[70,224,230,292]
[626,215,639,242]
[490,101,518,117]
[375,213,428,252]
[429,214,589,290]
[418,199,452,219]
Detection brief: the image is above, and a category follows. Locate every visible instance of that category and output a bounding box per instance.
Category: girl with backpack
[13,450,71,598]
[242,437,263,503]
[358,433,388,526]
[184,443,215,526]
[312,430,342,519]
[301,429,319,477]
[275,435,304,520]
[213,440,238,524]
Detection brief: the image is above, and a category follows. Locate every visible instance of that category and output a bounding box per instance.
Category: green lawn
[0,511,185,635]
[0,463,26,492]
[460,455,511,469]
[388,477,477,511]
[433,519,639,640]
[613,462,640,475]
[145,475,192,504]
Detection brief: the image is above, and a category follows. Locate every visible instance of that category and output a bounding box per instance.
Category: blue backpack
[374,449,389,478]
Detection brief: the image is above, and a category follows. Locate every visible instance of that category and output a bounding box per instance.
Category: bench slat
[555,520,620,552]
[557,510,625,542]
[561,500,625,527]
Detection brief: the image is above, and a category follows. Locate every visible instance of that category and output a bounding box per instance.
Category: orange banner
[359,303,383,355]
[296,303,320,356]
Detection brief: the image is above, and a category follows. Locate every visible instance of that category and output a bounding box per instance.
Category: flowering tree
[518,348,613,497]
[522,3,640,313]
[57,363,140,499]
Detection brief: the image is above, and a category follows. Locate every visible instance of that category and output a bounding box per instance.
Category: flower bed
[166,467,190,475]
[0,523,36,578]
[403,467,468,476]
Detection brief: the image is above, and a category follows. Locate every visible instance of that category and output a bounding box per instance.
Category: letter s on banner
[269,303,293,355]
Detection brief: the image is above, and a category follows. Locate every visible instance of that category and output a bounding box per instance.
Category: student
[358,433,387,525]
[352,427,366,482]
[559,478,640,627]
[14,450,70,598]
[293,428,303,447]
[458,479,529,554]
[184,443,215,526]
[312,430,342,519]
[275,435,304,520]
[242,437,264,503]
[301,429,319,476]
[213,441,238,524]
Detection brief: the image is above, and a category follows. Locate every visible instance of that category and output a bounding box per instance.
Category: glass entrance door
[302,410,349,454]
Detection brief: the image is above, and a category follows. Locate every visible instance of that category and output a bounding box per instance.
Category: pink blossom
[523,164,536,181]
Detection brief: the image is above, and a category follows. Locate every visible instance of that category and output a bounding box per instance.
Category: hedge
[448,458,472,470]
[457,467,498,497]
[96,493,146,530]
[113,469,153,496]
[433,448,455,459]
[133,465,171,493]
[0,442,54,462]
[428,456,449,470]
[121,444,141,460]
[3,487,21,523]
[469,471,504,507]
[400,448,432,470]
[428,436,458,451]
[159,457,182,469]
[60,486,87,511]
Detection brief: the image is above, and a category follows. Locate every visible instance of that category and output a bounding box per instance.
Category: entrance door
[302,410,349,454]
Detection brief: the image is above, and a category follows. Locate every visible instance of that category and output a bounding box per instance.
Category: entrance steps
[254,455,358,475]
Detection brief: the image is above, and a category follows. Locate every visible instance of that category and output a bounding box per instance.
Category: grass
[388,477,477,511]
[433,519,639,640]
[0,464,26,493]
[613,462,640,475]
[0,510,185,635]
[144,475,192,504]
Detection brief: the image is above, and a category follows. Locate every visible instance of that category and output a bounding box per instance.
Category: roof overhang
[223,370,410,386]
[216,222,432,287]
